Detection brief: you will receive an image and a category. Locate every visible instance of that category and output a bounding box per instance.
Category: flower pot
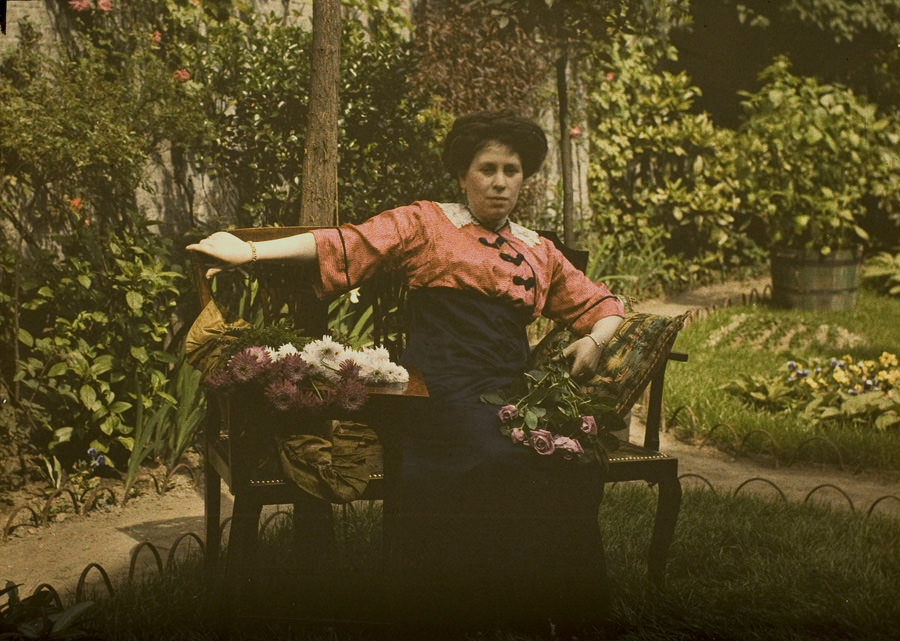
[770,248,861,311]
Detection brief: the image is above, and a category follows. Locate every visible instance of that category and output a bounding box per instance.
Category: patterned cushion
[529,312,689,415]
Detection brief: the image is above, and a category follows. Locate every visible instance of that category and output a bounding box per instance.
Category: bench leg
[648,473,682,589]
[225,492,262,605]
[203,455,221,568]
[292,494,335,558]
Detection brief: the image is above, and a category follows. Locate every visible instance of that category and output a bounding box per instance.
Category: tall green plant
[586,39,760,293]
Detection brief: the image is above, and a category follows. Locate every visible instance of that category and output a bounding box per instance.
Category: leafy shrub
[737,57,900,254]
[586,39,762,295]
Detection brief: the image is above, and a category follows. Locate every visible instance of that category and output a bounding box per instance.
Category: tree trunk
[299,0,341,226]
[556,49,575,246]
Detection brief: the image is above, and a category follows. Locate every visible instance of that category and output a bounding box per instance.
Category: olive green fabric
[530,312,689,416]
[278,422,383,503]
[184,300,250,378]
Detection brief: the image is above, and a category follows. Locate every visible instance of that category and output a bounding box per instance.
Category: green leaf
[54,427,74,443]
[79,384,97,410]
[17,328,34,347]
[116,436,135,451]
[130,345,149,363]
[77,274,92,289]
[47,362,69,377]
[126,290,144,311]
[90,354,114,376]
[50,601,95,634]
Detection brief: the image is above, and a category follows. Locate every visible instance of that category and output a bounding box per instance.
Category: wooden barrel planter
[770,248,861,311]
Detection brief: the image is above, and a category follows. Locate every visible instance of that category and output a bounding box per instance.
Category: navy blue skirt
[396,288,608,626]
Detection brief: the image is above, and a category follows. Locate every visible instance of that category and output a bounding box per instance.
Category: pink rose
[510,428,526,445]
[569,126,582,139]
[68,0,91,11]
[173,68,191,83]
[530,429,555,456]
[580,415,597,436]
[498,404,518,424]
[97,0,112,11]
[553,436,584,460]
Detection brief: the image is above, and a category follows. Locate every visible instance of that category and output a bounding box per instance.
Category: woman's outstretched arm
[186,231,317,279]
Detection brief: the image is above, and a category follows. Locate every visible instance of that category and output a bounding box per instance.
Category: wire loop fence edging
[41,488,80,525]
[677,473,717,493]
[804,484,855,511]
[866,495,900,519]
[733,477,788,502]
[76,563,115,602]
[128,541,164,582]
[166,532,205,569]
[3,504,41,540]
[32,583,63,609]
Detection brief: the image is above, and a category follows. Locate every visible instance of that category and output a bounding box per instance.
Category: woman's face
[458,141,524,230]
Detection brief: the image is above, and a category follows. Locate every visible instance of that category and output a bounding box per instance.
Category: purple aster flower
[204,366,233,390]
[229,348,266,383]
[297,389,325,409]
[336,377,368,412]
[264,379,299,412]
[338,359,362,381]
[274,353,309,383]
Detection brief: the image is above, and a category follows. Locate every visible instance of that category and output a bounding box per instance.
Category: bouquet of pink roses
[481,347,623,466]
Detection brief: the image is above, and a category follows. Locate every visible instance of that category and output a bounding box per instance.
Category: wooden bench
[189,225,685,599]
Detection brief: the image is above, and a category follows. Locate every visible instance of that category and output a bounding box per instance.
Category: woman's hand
[186,232,253,279]
[561,315,624,381]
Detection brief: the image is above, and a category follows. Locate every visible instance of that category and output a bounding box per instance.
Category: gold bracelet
[246,240,257,265]
[586,334,603,350]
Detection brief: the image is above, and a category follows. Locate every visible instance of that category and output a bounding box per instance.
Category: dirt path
[2,276,897,599]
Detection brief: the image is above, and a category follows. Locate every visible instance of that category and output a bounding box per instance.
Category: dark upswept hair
[442,111,548,179]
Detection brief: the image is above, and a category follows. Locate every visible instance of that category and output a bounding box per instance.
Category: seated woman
[187,111,624,629]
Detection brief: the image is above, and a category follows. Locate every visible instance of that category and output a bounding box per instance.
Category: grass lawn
[666,290,900,471]
[81,485,898,640]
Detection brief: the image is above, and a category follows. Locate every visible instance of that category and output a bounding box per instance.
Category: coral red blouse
[311,201,624,335]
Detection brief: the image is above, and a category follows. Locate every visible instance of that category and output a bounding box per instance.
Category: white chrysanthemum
[265,346,279,361]
[355,350,408,384]
[274,343,300,361]
[301,335,348,366]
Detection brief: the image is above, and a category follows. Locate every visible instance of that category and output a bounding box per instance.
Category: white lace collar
[437,202,540,248]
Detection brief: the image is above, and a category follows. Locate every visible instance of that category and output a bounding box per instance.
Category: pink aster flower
[68,0,91,11]
[97,0,112,11]
[498,404,518,424]
[229,347,267,383]
[580,415,597,436]
[530,429,555,456]
[336,377,367,412]
[338,358,362,381]
[204,367,232,390]
[297,389,324,409]
[173,68,190,83]
[273,353,308,384]
[264,379,299,412]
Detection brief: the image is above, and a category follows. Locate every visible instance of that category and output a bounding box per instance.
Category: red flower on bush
[173,69,191,83]
[569,126,582,139]
[68,0,92,11]
[69,197,84,213]
[151,30,162,45]
[97,0,112,11]
[606,72,615,82]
